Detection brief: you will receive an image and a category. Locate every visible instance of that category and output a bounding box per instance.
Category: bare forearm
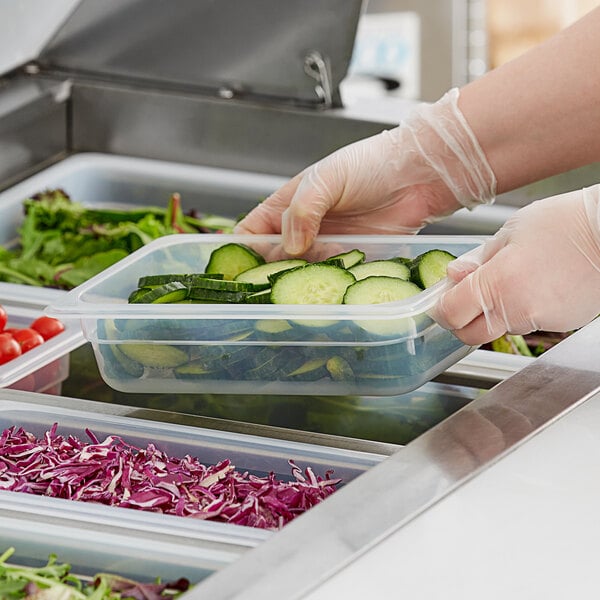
[458,7,600,194]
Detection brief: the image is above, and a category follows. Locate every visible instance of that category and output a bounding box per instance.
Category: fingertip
[281,209,308,256]
[446,258,478,282]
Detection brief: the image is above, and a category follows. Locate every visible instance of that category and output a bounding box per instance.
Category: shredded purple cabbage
[0,424,341,530]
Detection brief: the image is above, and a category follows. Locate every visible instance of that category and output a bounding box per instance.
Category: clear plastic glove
[432,185,600,345]
[235,88,496,255]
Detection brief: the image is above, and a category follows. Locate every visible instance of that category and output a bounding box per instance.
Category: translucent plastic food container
[0,394,383,537]
[46,233,483,396]
[0,152,286,306]
[0,304,85,393]
[0,513,223,586]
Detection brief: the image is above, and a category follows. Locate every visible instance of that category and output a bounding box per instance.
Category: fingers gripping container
[46,234,484,396]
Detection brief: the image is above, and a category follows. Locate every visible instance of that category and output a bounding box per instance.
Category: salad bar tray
[0,391,384,538]
[0,152,286,305]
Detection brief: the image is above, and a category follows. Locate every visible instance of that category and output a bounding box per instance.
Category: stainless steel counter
[187,316,600,599]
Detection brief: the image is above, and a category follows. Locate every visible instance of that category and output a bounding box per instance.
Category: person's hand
[235,88,496,255]
[432,185,600,345]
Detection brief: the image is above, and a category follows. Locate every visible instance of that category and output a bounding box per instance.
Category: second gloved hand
[235,89,496,255]
[432,185,600,345]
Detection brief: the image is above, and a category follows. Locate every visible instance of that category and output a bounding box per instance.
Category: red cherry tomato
[0,332,22,364]
[12,328,45,353]
[30,316,65,341]
[0,305,7,332]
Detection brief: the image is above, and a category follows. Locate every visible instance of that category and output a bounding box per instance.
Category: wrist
[402,89,497,210]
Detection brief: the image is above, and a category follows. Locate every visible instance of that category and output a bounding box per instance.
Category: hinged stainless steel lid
[33,0,364,108]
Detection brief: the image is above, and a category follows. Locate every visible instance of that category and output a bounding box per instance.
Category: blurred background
[344,0,600,103]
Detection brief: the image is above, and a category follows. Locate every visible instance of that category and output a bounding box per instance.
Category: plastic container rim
[0,304,85,387]
[45,233,487,320]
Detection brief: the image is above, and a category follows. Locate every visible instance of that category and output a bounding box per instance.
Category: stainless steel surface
[2,388,397,457]
[68,80,388,176]
[186,318,600,599]
[497,161,600,208]
[436,348,534,388]
[0,76,69,189]
[421,203,517,235]
[37,0,363,108]
[126,408,400,457]
[0,0,79,76]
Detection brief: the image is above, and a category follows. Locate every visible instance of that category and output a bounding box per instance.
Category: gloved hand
[432,185,600,345]
[235,88,496,255]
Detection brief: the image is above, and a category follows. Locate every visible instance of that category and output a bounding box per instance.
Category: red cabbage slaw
[0,424,341,530]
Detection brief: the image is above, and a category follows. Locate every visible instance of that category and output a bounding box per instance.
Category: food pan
[0,513,223,588]
[46,233,484,396]
[0,303,84,392]
[0,396,383,536]
[0,152,286,305]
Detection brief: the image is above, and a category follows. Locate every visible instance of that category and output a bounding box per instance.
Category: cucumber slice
[119,343,189,368]
[284,357,329,381]
[343,276,422,305]
[271,263,355,328]
[324,249,365,269]
[326,356,355,382]
[105,343,145,378]
[343,276,423,337]
[129,282,189,304]
[245,348,305,380]
[410,249,456,288]
[188,287,250,303]
[318,258,345,269]
[271,264,355,304]
[254,319,294,338]
[128,287,152,303]
[188,278,263,292]
[138,273,223,287]
[245,289,272,304]
[234,259,307,288]
[205,243,265,280]
[99,320,145,378]
[348,260,410,281]
[390,256,412,266]
[174,360,219,379]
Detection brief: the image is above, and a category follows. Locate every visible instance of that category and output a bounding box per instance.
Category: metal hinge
[304,50,333,108]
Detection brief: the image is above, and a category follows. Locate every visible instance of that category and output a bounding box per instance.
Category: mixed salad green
[0,189,236,290]
[0,547,190,599]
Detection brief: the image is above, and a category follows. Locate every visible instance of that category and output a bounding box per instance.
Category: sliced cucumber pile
[111,242,459,389]
[127,242,456,306]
